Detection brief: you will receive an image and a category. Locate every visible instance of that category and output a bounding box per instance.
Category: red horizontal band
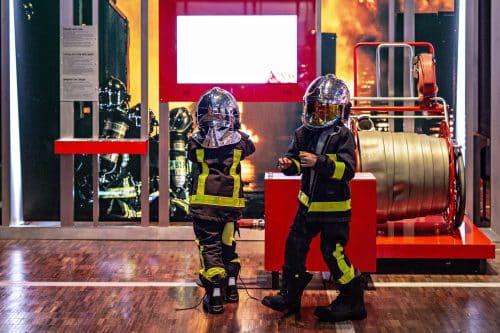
[54,139,149,155]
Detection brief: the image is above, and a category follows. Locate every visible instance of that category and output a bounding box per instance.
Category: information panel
[60,26,99,101]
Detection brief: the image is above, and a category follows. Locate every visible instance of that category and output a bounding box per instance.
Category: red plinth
[264,172,377,273]
[376,216,496,259]
[54,138,149,155]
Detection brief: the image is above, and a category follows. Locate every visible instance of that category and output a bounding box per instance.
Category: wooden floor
[0,239,499,332]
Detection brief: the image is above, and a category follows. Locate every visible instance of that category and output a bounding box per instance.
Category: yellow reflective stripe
[333,243,355,284]
[327,153,337,161]
[191,149,244,207]
[195,149,208,197]
[149,190,159,201]
[230,257,241,263]
[119,200,140,218]
[222,222,235,246]
[99,187,137,199]
[292,158,301,174]
[230,150,242,198]
[309,199,351,212]
[327,153,345,180]
[190,194,245,207]
[122,202,130,217]
[332,162,345,180]
[298,191,351,212]
[298,190,310,207]
[171,197,189,212]
[200,267,226,280]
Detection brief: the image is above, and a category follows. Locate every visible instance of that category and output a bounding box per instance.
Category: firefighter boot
[224,262,240,303]
[261,267,313,313]
[314,275,367,322]
[200,275,224,314]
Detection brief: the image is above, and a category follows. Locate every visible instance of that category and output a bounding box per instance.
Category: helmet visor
[198,110,233,130]
[303,101,343,127]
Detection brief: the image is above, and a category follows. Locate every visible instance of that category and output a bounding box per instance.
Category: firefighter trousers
[193,217,240,281]
[284,213,356,285]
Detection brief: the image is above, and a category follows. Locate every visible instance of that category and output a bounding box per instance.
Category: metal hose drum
[357,131,449,222]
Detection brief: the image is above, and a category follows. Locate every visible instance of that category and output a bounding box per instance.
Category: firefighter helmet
[194,87,241,148]
[99,76,130,111]
[302,74,351,129]
[196,87,240,133]
[170,107,193,134]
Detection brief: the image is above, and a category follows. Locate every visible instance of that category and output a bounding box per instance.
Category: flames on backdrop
[321,0,384,94]
[238,103,260,192]
[321,0,453,95]
[406,0,454,13]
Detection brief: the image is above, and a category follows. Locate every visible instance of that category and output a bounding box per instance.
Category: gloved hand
[299,151,318,168]
[278,157,293,171]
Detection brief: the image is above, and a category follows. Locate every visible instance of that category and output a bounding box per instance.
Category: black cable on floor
[175,295,203,311]
[238,275,259,301]
[175,276,259,311]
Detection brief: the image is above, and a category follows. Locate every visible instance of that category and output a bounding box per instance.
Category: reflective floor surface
[0,239,499,332]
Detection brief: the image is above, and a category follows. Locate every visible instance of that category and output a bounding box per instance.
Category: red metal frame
[158,0,317,102]
[353,41,435,98]
[439,120,457,230]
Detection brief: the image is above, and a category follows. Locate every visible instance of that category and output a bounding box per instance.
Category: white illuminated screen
[177,15,298,84]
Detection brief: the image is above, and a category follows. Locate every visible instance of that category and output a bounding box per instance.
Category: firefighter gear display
[262,75,366,321]
[75,77,160,220]
[99,76,132,175]
[76,90,195,221]
[169,107,194,217]
[99,75,130,111]
[189,87,255,314]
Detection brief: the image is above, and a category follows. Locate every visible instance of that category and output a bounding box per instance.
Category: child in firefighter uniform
[261,74,367,322]
[188,87,256,314]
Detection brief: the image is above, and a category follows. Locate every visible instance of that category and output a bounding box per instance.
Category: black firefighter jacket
[187,131,256,223]
[283,124,356,223]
